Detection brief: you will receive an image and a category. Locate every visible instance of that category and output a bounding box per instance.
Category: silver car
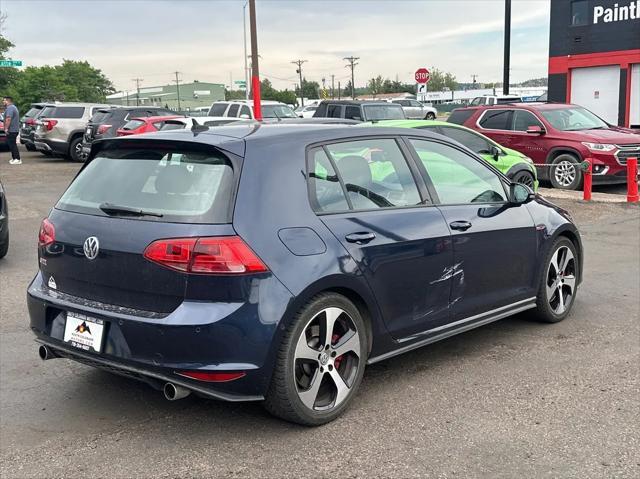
[34,103,110,161]
[390,99,437,120]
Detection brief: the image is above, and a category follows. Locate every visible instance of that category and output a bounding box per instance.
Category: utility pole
[331,74,335,99]
[173,71,182,112]
[291,59,307,106]
[471,74,478,89]
[132,78,143,106]
[344,56,359,99]
[503,0,511,95]
[338,81,341,100]
[243,1,249,100]
[249,0,261,120]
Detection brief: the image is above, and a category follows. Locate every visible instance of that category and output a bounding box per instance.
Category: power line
[132,78,143,106]
[343,56,359,99]
[291,59,307,106]
[172,71,182,111]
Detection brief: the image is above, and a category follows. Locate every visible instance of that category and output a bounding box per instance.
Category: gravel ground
[0,149,638,478]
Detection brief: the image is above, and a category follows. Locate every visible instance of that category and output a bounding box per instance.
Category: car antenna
[191,118,208,133]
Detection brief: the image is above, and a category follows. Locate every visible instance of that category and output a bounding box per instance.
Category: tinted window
[447,109,475,125]
[307,148,349,213]
[488,98,496,105]
[45,106,85,119]
[239,105,251,118]
[24,107,44,118]
[540,107,608,131]
[344,106,362,120]
[479,110,512,130]
[571,0,588,26]
[362,104,405,121]
[208,103,228,116]
[159,121,186,131]
[438,126,493,154]
[409,100,423,107]
[57,147,234,224]
[227,104,240,117]
[325,139,421,210]
[262,105,297,119]
[496,97,520,104]
[410,139,506,205]
[512,110,543,131]
[90,110,112,124]
[470,98,484,106]
[327,104,343,118]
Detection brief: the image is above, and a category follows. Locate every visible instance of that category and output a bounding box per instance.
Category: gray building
[107,81,225,111]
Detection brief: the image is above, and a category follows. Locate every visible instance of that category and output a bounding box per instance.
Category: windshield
[57,147,235,223]
[90,110,112,124]
[262,105,297,119]
[363,105,405,121]
[541,107,608,131]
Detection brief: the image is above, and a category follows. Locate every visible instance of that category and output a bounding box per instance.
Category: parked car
[159,116,248,131]
[116,115,183,136]
[82,106,175,160]
[34,103,111,161]
[208,100,297,120]
[448,102,640,189]
[366,119,538,189]
[20,103,53,151]
[29,123,582,426]
[313,100,405,121]
[296,105,319,118]
[469,95,524,106]
[0,180,7,259]
[390,99,437,120]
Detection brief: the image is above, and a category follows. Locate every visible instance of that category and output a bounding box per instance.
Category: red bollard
[582,159,592,201]
[627,157,639,203]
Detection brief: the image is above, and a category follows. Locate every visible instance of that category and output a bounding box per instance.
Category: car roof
[317,100,396,106]
[129,115,183,122]
[457,102,580,112]
[366,119,450,128]
[47,102,111,108]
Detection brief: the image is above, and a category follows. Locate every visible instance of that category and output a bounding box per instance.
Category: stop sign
[415,68,430,84]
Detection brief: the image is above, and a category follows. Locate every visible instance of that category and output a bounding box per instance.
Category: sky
[0,0,551,92]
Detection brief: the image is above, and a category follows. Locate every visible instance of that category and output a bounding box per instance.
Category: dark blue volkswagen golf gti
[28,123,582,425]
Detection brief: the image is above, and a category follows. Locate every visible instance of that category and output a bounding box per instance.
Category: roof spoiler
[190,118,209,133]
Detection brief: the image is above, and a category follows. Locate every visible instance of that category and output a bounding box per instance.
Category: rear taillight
[42,119,58,131]
[176,371,246,383]
[97,124,112,135]
[26,118,36,126]
[38,218,55,247]
[143,236,268,274]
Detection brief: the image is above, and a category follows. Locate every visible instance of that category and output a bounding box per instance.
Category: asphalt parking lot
[1,149,639,478]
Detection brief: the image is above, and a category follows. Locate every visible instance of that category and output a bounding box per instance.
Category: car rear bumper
[27,272,293,401]
[34,137,69,154]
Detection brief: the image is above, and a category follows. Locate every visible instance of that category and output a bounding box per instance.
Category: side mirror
[510,183,535,205]
[526,125,545,135]
[489,145,502,161]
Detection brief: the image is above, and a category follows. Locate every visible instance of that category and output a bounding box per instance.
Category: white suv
[207,100,298,120]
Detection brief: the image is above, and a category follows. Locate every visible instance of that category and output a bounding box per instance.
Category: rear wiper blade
[99,202,164,218]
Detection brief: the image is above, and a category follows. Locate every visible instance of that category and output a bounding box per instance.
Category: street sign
[415,68,430,84]
[0,60,22,67]
[416,83,427,102]
[234,80,246,85]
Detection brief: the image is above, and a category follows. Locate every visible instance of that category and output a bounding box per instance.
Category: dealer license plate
[63,312,105,353]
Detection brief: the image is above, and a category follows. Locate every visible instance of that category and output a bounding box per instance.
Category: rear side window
[447,109,475,125]
[308,149,349,213]
[122,119,145,131]
[327,105,342,118]
[57,147,235,223]
[478,110,512,130]
[344,106,362,120]
[438,126,493,154]
[42,106,85,119]
[227,104,240,117]
[209,103,228,116]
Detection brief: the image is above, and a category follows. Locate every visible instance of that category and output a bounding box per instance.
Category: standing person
[3,96,21,165]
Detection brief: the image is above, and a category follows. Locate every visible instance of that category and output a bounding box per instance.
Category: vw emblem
[83,236,100,260]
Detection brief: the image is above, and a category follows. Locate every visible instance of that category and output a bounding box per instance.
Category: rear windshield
[362,105,405,121]
[262,105,297,119]
[90,110,112,124]
[25,106,45,118]
[122,119,146,130]
[40,106,85,119]
[56,147,235,224]
[447,109,474,125]
[159,121,186,131]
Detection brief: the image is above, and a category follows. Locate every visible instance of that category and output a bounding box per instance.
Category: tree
[424,68,458,92]
[367,76,385,97]
[343,80,353,98]
[56,60,114,102]
[299,79,319,100]
[225,89,246,101]
[0,17,20,93]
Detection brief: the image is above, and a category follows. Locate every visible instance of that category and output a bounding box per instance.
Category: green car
[363,119,539,190]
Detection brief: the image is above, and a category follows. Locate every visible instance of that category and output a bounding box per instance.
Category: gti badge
[48,276,57,290]
[83,236,100,260]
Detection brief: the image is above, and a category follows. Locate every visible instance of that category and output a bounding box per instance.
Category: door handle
[449,221,472,231]
[345,232,376,244]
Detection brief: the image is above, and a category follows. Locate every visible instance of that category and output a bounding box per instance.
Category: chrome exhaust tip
[38,345,56,361]
[163,382,191,401]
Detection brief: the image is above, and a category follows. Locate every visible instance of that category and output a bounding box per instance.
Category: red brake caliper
[332,333,344,369]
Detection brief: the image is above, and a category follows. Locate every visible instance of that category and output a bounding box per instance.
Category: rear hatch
[85,109,114,143]
[40,140,242,314]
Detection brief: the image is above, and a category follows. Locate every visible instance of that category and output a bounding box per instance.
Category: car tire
[511,170,536,189]
[0,232,8,259]
[532,237,579,323]
[264,292,368,426]
[69,137,84,162]
[425,112,436,120]
[549,154,583,190]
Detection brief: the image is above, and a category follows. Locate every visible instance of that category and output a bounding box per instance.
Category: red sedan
[116,115,183,137]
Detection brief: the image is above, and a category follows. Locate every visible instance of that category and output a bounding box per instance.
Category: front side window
[478,109,512,130]
[409,139,506,205]
[239,105,252,118]
[344,106,361,120]
[438,126,493,154]
[325,139,421,210]
[208,103,228,116]
[327,104,343,118]
[512,110,543,131]
[57,147,234,223]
